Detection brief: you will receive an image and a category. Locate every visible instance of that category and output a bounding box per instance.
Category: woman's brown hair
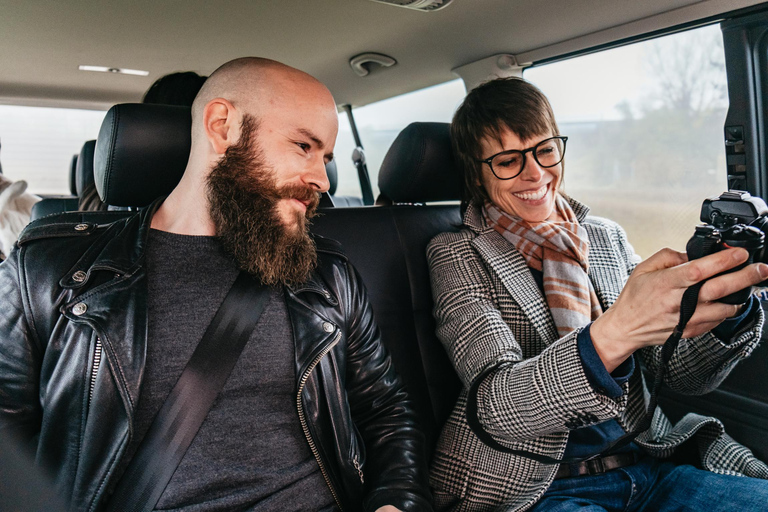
[451,77,561,208]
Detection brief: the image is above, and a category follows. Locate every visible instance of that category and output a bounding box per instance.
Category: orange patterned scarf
[483,196,602,336]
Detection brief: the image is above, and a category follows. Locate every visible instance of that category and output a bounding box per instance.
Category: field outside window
[525,24,728,259]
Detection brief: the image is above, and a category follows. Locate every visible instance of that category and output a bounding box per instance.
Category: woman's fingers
[597,247,762,353]
[634,247,688,274]
[664,247,749,289]
[698,262,768,302]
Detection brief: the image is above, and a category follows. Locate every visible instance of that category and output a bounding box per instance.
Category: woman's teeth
[513,185,548,201]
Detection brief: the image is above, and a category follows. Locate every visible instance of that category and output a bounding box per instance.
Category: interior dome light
[78,65,149,76]
[368,0,453,11]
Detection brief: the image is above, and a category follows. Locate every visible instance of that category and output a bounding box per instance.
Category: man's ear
[203,98,238,155]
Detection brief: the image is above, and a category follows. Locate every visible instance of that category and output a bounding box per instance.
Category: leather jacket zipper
[353,455,364,484]
[88,337,102,407]
[297,330,344,511]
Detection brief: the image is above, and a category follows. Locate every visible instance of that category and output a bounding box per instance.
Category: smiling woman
[427,74,768,511]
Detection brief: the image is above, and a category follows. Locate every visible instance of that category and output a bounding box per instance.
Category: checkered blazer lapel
[584,222,627,311]
[466,198,619,346]
[469,210,560,347]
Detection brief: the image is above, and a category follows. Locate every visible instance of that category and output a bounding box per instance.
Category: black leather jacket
[0,203,431,512]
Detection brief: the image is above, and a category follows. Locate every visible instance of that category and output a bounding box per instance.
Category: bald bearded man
[0,58,431,512]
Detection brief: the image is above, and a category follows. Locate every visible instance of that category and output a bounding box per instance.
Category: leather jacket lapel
[63,271,148,416]
[58,203,160,418]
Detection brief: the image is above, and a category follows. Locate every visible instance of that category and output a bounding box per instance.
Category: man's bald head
[191,57,334,145]
[154,56,337,239]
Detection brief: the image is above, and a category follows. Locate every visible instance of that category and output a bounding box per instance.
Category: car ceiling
[0,0,765,111]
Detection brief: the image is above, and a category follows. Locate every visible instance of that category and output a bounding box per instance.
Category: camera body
[686,191,768,304]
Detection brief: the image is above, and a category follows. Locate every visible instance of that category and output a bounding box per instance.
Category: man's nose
[303,159,331,193]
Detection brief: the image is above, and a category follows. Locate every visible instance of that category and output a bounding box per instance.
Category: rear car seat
[311,122,463,456]
[325,160,364,207]
[30,140,95,220]
[26,104,464,459]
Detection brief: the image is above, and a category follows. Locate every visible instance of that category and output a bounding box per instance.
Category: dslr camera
[686,191,768,304]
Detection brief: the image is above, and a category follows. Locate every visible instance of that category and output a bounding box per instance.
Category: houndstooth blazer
[427,199,768,512]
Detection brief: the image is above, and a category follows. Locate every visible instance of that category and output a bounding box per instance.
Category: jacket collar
[463,196,620,346]
[462,194,591,235]
[64,199,344,416]
[67,198,163,280]
[60,200,163,416]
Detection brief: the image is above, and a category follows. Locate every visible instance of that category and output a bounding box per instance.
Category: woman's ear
[203,98,238,155]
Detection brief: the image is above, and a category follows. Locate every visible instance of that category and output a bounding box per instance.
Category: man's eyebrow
[297,128,324,150]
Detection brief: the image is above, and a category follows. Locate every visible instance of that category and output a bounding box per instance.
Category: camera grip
[686,225,757,305]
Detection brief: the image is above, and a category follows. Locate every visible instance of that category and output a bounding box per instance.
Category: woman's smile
[512,183,550,202]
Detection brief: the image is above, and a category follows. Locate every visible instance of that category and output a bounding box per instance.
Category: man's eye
[296,142,310,152]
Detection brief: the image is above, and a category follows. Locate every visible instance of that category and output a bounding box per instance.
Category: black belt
[554,452,639,479]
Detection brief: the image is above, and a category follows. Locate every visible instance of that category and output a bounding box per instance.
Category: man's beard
[206,114,320,286]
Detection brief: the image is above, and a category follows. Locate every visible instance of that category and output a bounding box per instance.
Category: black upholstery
[326,158,364,207]
[312,206,461,455]
[75,140,96,196]
[30,197,79,220]
[378,122,461,203]
[30,141,94,221]
[94,104,192,207]
[327,159,339,196]
[69,154,78,195]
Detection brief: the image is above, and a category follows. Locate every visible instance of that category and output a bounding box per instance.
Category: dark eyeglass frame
[478,135,568,180]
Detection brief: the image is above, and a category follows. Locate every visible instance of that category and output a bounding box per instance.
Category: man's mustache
[274,183,321,212]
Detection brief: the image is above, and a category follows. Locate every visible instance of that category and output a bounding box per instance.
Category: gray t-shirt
[127,229,337,512]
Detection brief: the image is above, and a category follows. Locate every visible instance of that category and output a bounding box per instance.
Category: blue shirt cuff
[712,294,759,341]
[577,323,634,398]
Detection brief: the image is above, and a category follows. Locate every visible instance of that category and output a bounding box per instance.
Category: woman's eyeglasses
[478,136,568,180]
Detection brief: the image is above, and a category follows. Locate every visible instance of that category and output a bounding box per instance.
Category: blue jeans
[530,456,768,511]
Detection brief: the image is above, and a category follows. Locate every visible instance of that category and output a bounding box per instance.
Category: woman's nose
[519,156,545,181]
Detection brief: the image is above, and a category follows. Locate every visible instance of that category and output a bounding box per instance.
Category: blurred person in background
[0,139,40,260]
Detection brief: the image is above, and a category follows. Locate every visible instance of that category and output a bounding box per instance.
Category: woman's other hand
[590,247,768,372]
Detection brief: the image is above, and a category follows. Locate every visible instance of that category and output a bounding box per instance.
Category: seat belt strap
[105,271,269,512]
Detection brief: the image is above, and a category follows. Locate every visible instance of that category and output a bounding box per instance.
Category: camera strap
[466,282,704,465]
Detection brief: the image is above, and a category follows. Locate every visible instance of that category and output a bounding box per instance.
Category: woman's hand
[590,247,768,372]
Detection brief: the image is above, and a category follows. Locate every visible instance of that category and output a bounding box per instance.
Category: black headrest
[94,103,344,207]
[378,122,460,203]
[94,104,191,207]
[326,159,338,196]
[75,140,96,196]
[69,154,78,195]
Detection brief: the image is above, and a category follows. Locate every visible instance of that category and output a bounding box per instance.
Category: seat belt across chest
[106,271,270,512]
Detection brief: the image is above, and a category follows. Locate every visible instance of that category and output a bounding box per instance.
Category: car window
[335,79,466,199]
[525,24,728,259]
[333,113,364,198]
[0,105,105,195]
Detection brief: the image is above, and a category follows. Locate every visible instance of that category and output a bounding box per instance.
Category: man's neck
[150,175,216,236]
